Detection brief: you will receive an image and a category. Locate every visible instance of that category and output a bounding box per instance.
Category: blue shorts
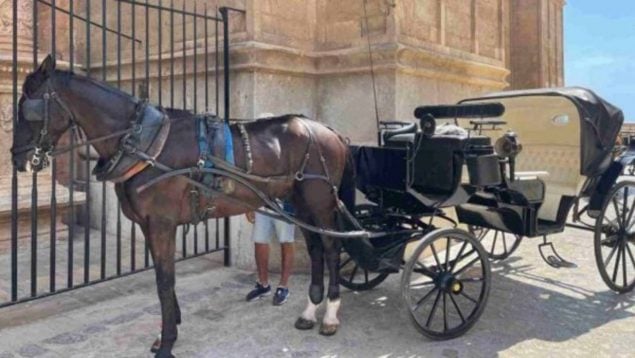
[251,212,295,244]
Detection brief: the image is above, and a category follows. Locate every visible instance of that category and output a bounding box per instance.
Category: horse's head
[12,55,75,172]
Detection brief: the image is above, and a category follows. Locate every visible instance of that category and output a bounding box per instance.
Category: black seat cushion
[412,135,466,195]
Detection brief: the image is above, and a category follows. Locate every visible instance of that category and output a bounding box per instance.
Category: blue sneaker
[273,287,289,306]
[246,282,271,301]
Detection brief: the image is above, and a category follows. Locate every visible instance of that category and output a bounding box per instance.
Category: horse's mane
[27,67,308,125]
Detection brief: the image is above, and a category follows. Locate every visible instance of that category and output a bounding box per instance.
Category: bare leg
[255,243,270,286]
[279,243,295,287]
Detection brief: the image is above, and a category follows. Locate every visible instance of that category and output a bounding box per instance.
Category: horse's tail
[336,145,358,231]
[338,146,356,212]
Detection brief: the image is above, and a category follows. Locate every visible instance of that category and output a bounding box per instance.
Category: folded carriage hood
[459,87,624,177]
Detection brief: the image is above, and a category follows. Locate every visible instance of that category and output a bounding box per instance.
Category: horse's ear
[39,54,56,77]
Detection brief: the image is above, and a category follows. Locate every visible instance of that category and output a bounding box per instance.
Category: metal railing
[4,0,240,308]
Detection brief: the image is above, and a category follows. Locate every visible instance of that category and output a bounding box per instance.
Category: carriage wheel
[469,226,522,261]
[339,249,389,291]
[594,180,635,293]
[401,228,491,339]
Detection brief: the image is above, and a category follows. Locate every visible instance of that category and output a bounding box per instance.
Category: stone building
[0,0,566,270]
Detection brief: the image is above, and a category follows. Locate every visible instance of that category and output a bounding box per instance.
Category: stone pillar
[509,0,565,89]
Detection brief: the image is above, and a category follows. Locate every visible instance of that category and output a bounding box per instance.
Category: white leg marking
[301,296,319,322]
[323,299,341,326]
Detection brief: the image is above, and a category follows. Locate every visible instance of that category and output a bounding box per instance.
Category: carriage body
[341,87,633,340]
[454,88,626,238]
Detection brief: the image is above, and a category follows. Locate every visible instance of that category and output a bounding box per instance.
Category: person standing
[245,200,295,305]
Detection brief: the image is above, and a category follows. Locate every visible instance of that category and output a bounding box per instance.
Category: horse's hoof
[294,317,316,330]
[319,323,338,336]
[150,334,161,353]
[154,348,175,358]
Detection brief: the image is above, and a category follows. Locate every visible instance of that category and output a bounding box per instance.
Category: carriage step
[538,236,577,268]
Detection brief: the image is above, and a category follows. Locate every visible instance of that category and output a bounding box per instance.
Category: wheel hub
[436,272,463,294]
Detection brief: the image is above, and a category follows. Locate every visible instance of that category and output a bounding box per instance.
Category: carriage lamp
[419,114,436,138]
[495,131,523,181]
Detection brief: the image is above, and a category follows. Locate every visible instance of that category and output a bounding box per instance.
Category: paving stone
[0,228,634,357]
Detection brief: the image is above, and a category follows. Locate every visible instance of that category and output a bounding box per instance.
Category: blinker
[22,99,45,122]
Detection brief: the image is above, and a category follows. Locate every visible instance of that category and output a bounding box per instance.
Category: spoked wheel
[339,249,389,291]
[469,226,522,261]
[594,180,635,293]
[402,228,491,339]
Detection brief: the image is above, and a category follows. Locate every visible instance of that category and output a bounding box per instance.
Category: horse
[11,55,356,358]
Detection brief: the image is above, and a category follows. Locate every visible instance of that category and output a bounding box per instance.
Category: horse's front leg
[143,219,179,358]
[321,237,342,336]
[295,230,324,330]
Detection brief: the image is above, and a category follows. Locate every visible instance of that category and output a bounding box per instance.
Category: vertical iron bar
[220,7,231,266]
[116,0,122,277]
[182,1,187,259]
[215,218,219,249]
[33,0,38,66]
[67,0,74,289]
[132,2,136,96]
[193,3,198,113]
[145,0,149,91]
[144,0,150,268]
[30,174,37,297]
[182,1,186,110]
[49,0,57,293]
[158,0,163,107]
[11,0,19,302]
[170,0,174,108]
[213,9,219,262]
[182,228,186,258]
[205,219,210,252]
[116,204,122,275]
[193,3,199,255]
[131,223,136,271]
[100,0,108,280]
[31,0,39,297]
[84,0,92,285]
[215,8,219,114]
[131,0,137,271]
[204,4,209,113]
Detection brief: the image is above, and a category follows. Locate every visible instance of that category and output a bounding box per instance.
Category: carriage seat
[385,133,416,147]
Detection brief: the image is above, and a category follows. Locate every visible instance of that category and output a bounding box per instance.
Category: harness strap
[238,123,253,173]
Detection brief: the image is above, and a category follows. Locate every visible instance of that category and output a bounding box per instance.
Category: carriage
[338,87,634,339]
[14,56,634,353]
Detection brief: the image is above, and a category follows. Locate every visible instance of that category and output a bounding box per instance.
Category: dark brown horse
[11,55,355,357]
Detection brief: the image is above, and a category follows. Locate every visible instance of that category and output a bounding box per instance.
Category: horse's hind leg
[142,219,179,358]
[295,229,324,330]
[321,234,342,336]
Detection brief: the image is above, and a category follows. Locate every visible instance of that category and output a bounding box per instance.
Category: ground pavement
[0,226,634,358]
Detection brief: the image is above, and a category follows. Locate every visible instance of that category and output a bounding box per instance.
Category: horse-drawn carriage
[13,57,633,355]
[339,87,634,339]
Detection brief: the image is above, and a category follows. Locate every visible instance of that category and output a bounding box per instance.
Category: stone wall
[509,0,565,89]
[2,0,566,271]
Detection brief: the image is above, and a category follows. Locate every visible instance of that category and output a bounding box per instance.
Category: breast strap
[92,102,171,183]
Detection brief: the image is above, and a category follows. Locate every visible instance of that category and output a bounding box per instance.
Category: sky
[564,0,635,121]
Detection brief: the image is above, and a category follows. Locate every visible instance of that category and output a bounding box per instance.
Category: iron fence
[3,0,240,308]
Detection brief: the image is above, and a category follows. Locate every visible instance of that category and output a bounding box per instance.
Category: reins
[18,74,371,238]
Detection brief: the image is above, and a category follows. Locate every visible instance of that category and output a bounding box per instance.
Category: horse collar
[92,101,172,183]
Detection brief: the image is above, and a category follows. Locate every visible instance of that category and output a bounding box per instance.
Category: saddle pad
[196,114,235,173]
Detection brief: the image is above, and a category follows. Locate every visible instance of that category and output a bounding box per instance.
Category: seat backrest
[412,135,465,196]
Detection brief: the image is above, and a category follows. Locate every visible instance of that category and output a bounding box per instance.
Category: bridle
[14,81,77,168]
[13,79,147,170]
